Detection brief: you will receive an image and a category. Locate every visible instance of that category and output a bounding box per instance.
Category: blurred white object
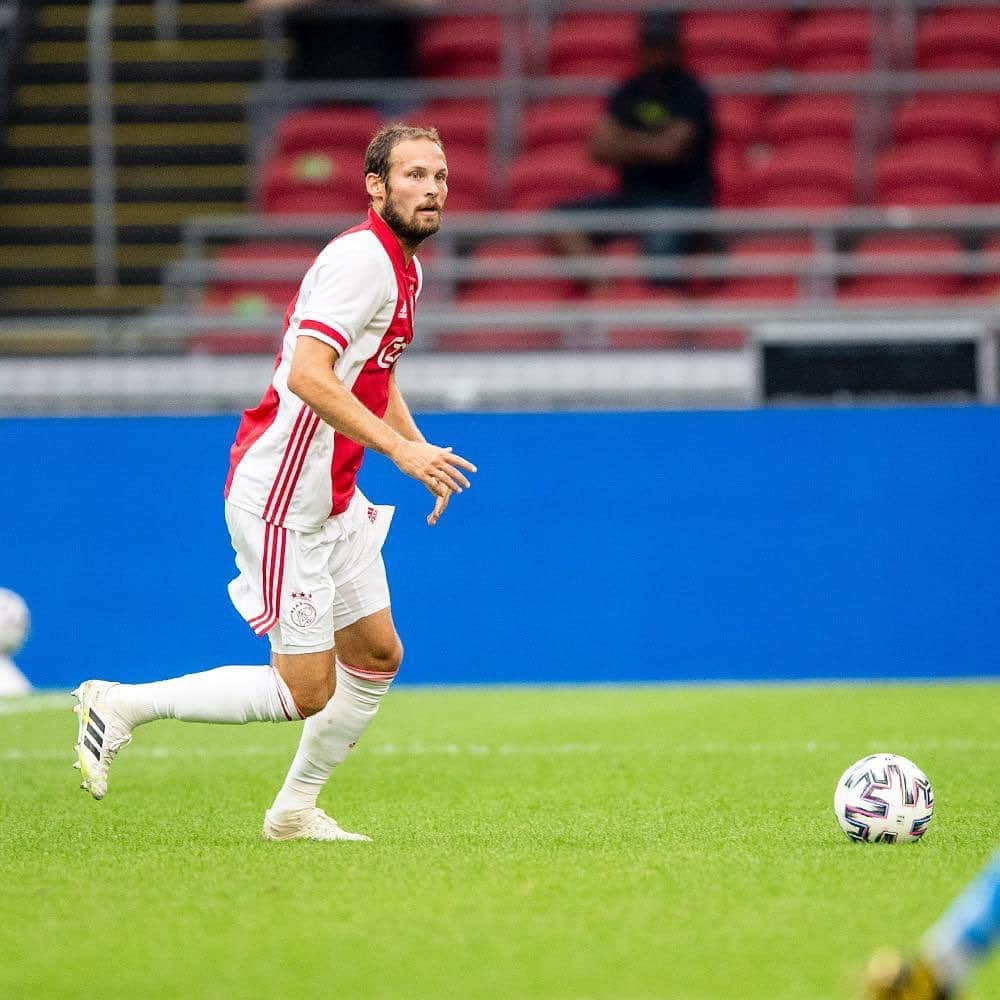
[0,588,32,695]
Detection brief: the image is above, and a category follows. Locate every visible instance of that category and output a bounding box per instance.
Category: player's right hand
[390,439,477,507]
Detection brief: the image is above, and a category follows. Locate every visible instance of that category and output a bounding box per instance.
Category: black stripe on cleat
[86,722,104,747]
[88,711,106,734]
[83,736,102,759]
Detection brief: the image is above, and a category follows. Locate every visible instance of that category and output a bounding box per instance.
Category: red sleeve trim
[299,319,349,353]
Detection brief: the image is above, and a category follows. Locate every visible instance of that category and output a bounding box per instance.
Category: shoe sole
[262,814,371,843]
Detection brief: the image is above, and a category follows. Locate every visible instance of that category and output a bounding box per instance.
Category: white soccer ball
[834,753,934,843]
[0,589,30,656]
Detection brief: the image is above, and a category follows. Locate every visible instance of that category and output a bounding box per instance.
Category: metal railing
[87,0,116,290]
[168,205,1000,302]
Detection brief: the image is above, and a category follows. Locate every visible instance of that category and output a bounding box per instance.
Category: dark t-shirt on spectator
[607,68,715,203]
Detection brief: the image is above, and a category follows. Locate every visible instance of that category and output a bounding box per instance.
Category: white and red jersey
[224,208,421,532]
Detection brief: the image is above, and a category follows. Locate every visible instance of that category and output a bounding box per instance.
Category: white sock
[270,659,396,814]
[110,665,303,727]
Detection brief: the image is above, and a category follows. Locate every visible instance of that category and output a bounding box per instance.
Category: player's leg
[865,848,1000,1000]
[922,848,1000,988]
[72,505,332,799]
[267,560,400,832]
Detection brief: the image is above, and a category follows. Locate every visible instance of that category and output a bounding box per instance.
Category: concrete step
[0,283,163,314]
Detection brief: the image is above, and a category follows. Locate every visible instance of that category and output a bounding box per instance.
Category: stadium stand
[0,0,258,315]
[0,0,997,407]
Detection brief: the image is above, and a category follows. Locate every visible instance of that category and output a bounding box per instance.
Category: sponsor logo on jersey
[397,301,408,319]
[376,335,408,369]
[367,506,377,524]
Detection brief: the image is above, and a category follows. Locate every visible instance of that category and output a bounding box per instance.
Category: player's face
[373,138,448,246]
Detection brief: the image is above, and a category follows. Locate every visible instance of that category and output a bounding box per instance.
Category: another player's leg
[265,597,400,843]
[865,848,1000,1000]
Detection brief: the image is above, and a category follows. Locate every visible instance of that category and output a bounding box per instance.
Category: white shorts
[225,490,394,655]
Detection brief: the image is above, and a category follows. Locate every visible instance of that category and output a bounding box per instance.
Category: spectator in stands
[558,11,716,264]
[251,0,437,88]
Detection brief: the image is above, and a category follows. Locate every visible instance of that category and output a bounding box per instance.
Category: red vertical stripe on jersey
[262,404,309,521]
[270,411,321,526]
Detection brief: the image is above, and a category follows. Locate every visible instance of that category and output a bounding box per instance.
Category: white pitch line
[3,738,1000,764]
[0,694,72,715]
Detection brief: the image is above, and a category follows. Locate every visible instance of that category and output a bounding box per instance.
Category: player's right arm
[286,337,475,499]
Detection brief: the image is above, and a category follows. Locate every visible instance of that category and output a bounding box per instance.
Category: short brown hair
[364,123,443,186]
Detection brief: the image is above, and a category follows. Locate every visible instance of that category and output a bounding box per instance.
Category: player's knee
[349,636,403,675]
[287,673,336,717]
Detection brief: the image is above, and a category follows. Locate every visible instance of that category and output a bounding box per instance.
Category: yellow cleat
[864,949,953,1000]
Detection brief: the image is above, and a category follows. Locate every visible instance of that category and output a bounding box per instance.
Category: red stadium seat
[967,234,1000,300]
[713,144,750,208]
[448,242,576,351]
[683,12,783,77]
[439,146,491,212]
[589,282,739,350]
[547,14,638,77]
[435,328,565,352]
[917,11,1000,70]
[748,140,856,209]
[217,242,318,266]
[260,150,364,215]
[416,101,493,153]
[894,94,1000,151]
[787,11,875,72]
[418,17,503,78]
[462,239,580,302]
[839,232,965,301]
[765,95,858,145]
[192,285,291,355]
[507,144,619,211]
[202,284,300,313]
[713,96,766,146]
[273,106,382,158]
[713,234,817,302]
[521,98,606,153]
[875,139,987,206]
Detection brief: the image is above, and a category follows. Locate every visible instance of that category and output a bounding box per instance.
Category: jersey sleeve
[295,237,394,355]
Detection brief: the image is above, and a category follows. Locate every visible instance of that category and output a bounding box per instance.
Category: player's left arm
[383,372,426,444]
[384,372,456,527]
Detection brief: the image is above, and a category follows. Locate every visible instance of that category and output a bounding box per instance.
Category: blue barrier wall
[2,408,998,688]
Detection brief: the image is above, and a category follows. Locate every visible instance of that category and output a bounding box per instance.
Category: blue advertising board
[2,407,998,688]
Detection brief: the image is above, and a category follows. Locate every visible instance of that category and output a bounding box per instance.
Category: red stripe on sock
[337,659,398,683]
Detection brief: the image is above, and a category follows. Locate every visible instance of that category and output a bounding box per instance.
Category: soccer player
[865,848,1000,999]
[72,124,476,842]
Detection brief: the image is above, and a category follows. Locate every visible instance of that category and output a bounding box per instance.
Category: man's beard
[380,187,441,247]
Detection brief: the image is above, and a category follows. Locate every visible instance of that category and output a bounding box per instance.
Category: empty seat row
[260,136,999,214]
[272,93,999,160]
[419,9,1000,78]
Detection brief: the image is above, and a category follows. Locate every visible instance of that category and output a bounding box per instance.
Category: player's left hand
[427,489,450,526]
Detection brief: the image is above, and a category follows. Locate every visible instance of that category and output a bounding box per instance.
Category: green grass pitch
[2,682,998,1000]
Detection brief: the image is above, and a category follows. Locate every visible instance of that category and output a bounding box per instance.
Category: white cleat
[72,680,133,800]
[263,807,372,843]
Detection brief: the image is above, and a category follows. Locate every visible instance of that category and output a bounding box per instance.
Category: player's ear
[365,173,384,204]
